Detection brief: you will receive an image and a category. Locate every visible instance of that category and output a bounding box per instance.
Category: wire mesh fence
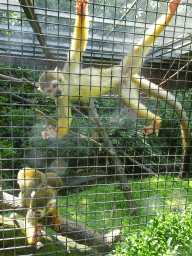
[0,0,192,255]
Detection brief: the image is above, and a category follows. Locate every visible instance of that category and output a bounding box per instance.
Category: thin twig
[35,108,57,125]
[69,130,114,155]
[71,106,95,124]
[0,74,39,88]
[159,58,192,87]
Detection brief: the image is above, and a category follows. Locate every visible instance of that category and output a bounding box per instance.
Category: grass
[59,175,192,231]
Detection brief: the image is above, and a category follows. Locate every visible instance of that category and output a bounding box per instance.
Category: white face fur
[29,190,57,218]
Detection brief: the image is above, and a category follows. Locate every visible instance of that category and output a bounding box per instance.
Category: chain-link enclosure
[0,0,192,255]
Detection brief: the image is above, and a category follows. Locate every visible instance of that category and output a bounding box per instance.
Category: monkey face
[39,80,62,99]
[27,188,57,224]
[25,201,56,244]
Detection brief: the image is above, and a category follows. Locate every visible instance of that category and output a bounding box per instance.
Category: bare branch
[0,74,39,88]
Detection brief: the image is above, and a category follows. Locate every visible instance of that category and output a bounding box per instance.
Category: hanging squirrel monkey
[17,168,63,244]
[39,0,190,173]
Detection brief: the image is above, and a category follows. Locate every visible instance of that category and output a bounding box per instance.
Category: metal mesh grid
[0,0,192,255]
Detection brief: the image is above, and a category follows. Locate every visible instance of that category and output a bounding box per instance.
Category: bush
[115,211,192,256]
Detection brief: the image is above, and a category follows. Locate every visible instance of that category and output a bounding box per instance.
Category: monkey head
[39,71,62,99]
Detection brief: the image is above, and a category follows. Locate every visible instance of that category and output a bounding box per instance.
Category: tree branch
[18,0,53,63]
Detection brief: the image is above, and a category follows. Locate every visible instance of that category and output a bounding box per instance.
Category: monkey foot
[41,126,58,139]
[143,117,162,137]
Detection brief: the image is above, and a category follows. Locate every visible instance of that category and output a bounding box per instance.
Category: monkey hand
[41,126,58,139]
[143,117,162,137]
[76,0,88,16]
[49,208,62,232]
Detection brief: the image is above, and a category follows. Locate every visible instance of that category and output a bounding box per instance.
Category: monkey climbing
[38,0,190,175]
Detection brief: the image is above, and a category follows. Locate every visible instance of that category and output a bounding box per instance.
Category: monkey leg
[132,75,190,149]
[143,117,162,137]
[129,100,162,136]
[120,81,162,136]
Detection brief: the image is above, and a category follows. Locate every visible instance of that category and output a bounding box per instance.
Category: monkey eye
[36,210,42,217]
[52,84,58,88]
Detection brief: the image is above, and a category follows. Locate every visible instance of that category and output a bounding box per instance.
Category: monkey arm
[54,96,72,137]
[71,0,88,59]
[47,205,62,232]
[122,0,181,76]
[65,0,89,74]
[25,210,43,245]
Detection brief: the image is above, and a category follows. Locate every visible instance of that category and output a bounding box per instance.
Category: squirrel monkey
[17,168,63,244]
[38,0,190,176]
[25,188,60,245]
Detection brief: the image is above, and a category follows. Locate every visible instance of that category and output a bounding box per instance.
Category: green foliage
[115,211,192,256]
[0,63,40,170]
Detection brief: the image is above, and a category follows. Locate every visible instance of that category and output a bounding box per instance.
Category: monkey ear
[48,198,56,207]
